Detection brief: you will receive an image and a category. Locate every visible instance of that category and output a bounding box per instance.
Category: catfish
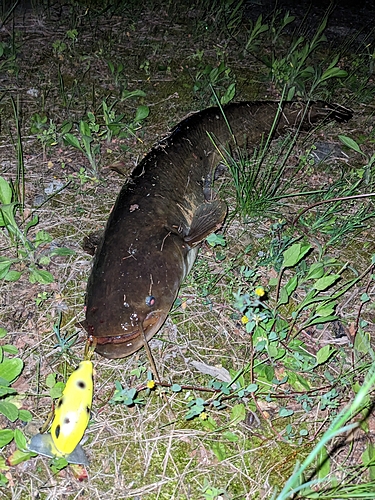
[81,101,352,359]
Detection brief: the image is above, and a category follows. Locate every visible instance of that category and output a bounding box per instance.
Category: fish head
[82,231,195,359]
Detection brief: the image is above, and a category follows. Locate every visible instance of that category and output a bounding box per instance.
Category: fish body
[82,101,352,359]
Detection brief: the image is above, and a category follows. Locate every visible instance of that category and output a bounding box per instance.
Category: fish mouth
[92,310,166,359]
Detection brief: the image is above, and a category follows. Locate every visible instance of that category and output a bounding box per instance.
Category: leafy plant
[30,114,59,157]
[63,98,149,176]
[106,60,125,89]
[244,10,348,99]
[0,176,74,284]
[193,59,236,105]
[0,328,34,484]
[295,135,375,247]
[273,363,375,499]
[0,40,18,75]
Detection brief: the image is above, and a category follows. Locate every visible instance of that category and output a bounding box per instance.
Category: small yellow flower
[199,411,208,420]
[255,286,265,297]
[241,315,249,325]
[146,380,155,389]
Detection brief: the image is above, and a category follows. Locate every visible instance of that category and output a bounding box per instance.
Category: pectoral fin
[28,433,89,466]
[184,199,227,246]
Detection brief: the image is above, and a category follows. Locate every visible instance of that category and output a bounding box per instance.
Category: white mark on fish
[123,295,129,308]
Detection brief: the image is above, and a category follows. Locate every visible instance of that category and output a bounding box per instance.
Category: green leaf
[2,345,18,355]
[60,121,72,134]
[222,431,238,442]
[121,89,146,100]
[0,176,13,204]
[362,442,375,465]
[6,449,36,466]
[0,203,18,229]
[24,215,39,235]
[279,407,294,417]
[317,445,330,480]
[304,315,338,328]
[293,373,311,391]
[230,403,246,424]
[0,357,23,383]
[0,386,16,398]
[134,105,149,122]
[338,135,363,155]
[64,133,83,152]
[45,373,56,388]
[285,275,298,296]
[14,429,27,451]
[0,259,12,278]
[171,384,182,392]
[4,270,22,282]
[354,329,371,354]
[286,86,296,101]
[50,381,64,399]
[362,443,375,481]
[320,67,347,82]
[313,274,340,291]
[28,268,54,284]
[278,286,289,305]
[268,343,280,358]
[210,441,228,461]
[35,230,52,247]
[0,401,19,422]
[315,300,337,317]
[18,409,32,422]
[316,345,335,365]
[50,456,69,472]
[0,429,13,447]
[79,120,92,137]
[282,243,311,268]
[206,233,226,247]
[306,262,324,280]
[220,82,236,105]
[38,256,51,266]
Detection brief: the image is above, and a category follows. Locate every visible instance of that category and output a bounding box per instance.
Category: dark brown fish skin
[82,101,352,359]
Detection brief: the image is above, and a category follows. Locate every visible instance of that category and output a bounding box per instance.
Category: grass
[0,0,375,498]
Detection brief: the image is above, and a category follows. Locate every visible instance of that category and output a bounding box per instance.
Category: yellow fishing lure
[51,360,94,455]
[28,360,94,464]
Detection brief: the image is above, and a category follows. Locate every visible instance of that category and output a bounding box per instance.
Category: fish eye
[145,295,156,307]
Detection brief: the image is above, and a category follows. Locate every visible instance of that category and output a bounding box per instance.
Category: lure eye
[145,295,156,307]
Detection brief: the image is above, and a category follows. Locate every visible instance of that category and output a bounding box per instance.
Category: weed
[30,114,58,158]
[273,362,375,499]
[0,39,18,75]
[106,60,126,89]
[244,10,348,100]
[0,328,34,484]
[295,135,375,247]
[0,176,74,284]
[193,59,236,105]
[62,98,149,176]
